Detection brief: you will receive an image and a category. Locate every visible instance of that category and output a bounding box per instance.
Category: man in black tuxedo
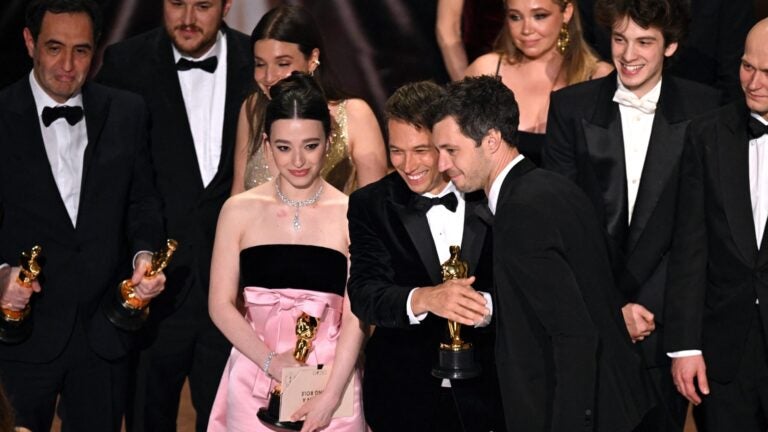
[431,76,655,432]
[96,0,252,430]
[542,0,720,429]
[0,1,166,430]
[347,81,504,432]
[665,18,768,432]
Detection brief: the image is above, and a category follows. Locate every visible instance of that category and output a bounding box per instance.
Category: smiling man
[664,18,768,432]
[432,75,655,432]
[541,1,720,430]
[95,0,253,430]
[0,0,166,430]
[347,81,504,432]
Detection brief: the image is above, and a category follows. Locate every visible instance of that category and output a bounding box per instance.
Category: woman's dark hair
[246,5,346,157]
[264,72,331,140]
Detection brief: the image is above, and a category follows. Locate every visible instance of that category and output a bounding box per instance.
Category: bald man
[664,18,768,432]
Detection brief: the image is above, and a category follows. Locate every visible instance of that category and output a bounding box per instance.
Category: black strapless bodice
[517,131,545,167]
[240,244,347,296]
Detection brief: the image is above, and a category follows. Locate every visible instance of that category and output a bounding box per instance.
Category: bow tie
[410,192,459,213]
[42,106,83,127]
[612,87,657,115]
[176,56,218,73]
[749,116,768,139]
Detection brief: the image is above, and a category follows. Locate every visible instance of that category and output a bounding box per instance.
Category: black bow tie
[410,192,459,213]
[749,116,768,139]
[176,56,218,73]
[42,106,83,127]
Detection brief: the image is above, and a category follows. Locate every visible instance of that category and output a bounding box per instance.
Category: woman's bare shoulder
[465,53,502,77]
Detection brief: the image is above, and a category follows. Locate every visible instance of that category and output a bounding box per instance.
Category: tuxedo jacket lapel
[719,103,757,265]
[7,81,76,234]
[389,180,443,286]
[626,80,689,254]
[208,25,251,192]
[153,31,205,192]
[584,77,628,247]
[462,193,489,275]
[79,82,110,228]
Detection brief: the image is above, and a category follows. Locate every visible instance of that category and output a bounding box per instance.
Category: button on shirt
[30,71,87,227]
[173,30,227,187]
[616,78,662,224]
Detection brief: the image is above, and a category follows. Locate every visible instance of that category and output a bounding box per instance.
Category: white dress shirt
[668,113,768,359]
[616,78,662,224]
[29,71,87,227]
[173,31,227,187]
[405,182,493,325]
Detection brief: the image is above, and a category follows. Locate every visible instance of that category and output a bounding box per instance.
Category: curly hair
[595,0,689,45]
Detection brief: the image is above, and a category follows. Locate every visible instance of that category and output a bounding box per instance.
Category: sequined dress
[244,100,357,194]
[208,244,365,431]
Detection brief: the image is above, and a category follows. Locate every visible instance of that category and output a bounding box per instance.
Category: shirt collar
[172,30,223,63]
[616,75,663,104]
[752,112,768,126]
[29,71,83,116]
[423,181,459,199]
[488,154,525,214]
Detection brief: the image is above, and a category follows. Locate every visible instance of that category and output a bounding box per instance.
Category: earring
[557,23,570,54]
[310,60,320,77]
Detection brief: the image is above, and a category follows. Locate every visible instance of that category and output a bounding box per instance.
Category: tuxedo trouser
[0,317,127,432]
[693,310,768,432]
[128,285,230,432]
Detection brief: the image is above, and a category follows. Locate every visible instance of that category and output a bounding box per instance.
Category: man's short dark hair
[385,81,445,130]
[26,0,102,42]
[428,76,519,148]
[595,0,689,46]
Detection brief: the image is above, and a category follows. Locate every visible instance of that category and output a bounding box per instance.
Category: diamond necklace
[274,176,324,231]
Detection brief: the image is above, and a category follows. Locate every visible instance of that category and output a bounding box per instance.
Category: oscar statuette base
[256,391,304,431]
[103,287,149,331]
[431,345,481,380]
[0,315,32,344]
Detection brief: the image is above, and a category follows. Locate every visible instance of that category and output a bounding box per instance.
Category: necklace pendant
[292,212,301,231]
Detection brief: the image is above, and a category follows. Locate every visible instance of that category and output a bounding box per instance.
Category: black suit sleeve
[497,202,599,431]
[347,192,414,328]
[542,91,578,181]
[124,98,164,255]
[664,125,708,352]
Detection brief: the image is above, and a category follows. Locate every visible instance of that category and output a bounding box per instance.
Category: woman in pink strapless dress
[207,73,366,432]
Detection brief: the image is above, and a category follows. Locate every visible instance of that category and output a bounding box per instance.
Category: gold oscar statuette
[431,245,481,379]
[0,245,43,344]
[104,239,177,331]
[258,312,320,430]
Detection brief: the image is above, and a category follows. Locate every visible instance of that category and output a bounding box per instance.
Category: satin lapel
[389,179,443,286]
[154,32,205,190]
[8,81,75,232]
[208,26,252,192]
[625,87,688,253]
[79,83,109,219]
[461,193,489,276]
[719,104,757,265]
[584,82,628,246]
